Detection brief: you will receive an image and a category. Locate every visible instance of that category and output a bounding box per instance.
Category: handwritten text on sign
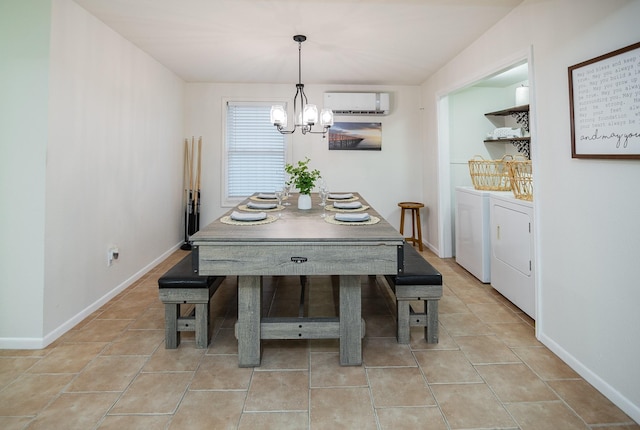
[571,43,640,156]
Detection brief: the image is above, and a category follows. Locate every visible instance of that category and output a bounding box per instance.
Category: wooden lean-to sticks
[182,136,202,247]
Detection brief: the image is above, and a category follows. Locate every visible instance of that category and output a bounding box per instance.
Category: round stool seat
[398,202,425,251]
[398,202,424,210]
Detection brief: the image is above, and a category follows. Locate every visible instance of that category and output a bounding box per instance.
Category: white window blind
[225,102,286,199]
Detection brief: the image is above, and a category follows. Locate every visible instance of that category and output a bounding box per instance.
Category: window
[224,101,287,202]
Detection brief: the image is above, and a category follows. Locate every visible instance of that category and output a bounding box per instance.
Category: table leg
[237,275,262,367]
[339,274,362,366]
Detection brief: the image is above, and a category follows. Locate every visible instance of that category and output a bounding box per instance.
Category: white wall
[0,0,51,342]
[422,0,640,421]
[0,0,185,348]
[184,84,423,236]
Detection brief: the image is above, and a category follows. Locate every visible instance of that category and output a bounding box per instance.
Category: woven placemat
[220,214,278,226]
[324,204,370,212]
[324,215,380,225]
[238,204,284,212]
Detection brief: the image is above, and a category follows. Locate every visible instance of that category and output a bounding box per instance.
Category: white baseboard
[0,243,182,350]
[539,332,640,424]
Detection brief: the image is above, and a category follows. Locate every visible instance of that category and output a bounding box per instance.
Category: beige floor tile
[487,321,542,347]
[0,356,40,388]
[190,354,252,390]
[66,355,147,392]
[128,306,165,330]
[454,334,521,364]
[0,416,33,430]
[548,379,634,425]
[431,383,517,429]
[409,323,458,350]
[27,342,107,374]
[245,370,309,411]
[467,302,523,323]
[309,338,340,353]
[0,373,74,416]
[512,346,580,380]
[364,314,396,337]
[64,319,132,342]
[476,363,558,402]
[110,372,192,414]
[310,352,368,387]
[97,414,171,429]
[143,342,206,372]
[26,392,119,430]
[363,337,416,367]
[0,349,51,358]
[376,406,447,430]
[367,367,435,407]
[268,297,300,317]
[413,350,483,384]
[452,287,499,305]
[438,293,471,314]
[208,327,239,354]
[506,401,588,430]
[362,297,392,316]
[439,313,494,336]
[310,387,377,430]
[238,411,309,430]
[169,390,246,429]
[101,329,164,355]
[593,425,640,430]
[98,298,153,319]
[258,339,309,370]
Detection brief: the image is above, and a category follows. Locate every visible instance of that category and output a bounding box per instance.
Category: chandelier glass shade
[271,35,333,137]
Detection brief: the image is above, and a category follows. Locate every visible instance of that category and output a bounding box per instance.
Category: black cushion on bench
[389,243,442,285]
[158,253,217,288]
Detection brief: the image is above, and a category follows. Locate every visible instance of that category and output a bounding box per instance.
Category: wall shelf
[484,104,530,159]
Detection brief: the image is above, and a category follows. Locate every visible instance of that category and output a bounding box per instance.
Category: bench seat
[384,243,443,344]
[158,252,224,348]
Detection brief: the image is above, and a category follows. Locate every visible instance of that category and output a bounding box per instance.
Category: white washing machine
[455,186,493,283]
[489,192,535,319]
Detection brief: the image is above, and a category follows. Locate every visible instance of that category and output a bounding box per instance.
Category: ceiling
[73,0,526,86]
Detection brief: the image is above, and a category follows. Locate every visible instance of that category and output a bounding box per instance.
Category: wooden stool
[398,202,424,251]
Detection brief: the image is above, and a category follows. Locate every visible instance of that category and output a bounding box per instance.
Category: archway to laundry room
[436,53,533,261]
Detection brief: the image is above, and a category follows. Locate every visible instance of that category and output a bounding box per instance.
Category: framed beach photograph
[328,122,382,151]
[568,41,640,159]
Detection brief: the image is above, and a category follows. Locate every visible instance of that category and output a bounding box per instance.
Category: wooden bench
[384,243,443,344]
[158,251,224,349]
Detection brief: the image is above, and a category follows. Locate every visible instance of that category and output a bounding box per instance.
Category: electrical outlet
[107,247,119,266]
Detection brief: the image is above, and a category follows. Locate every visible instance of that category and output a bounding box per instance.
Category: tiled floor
[0,248,637,429]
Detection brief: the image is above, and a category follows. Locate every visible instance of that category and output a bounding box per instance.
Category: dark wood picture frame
[569,41,640,159]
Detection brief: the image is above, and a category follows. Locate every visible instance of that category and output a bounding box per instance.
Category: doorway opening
[437,59,532,259]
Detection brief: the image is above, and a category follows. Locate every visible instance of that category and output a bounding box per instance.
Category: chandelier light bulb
[303,104,318,125]
[320,109,334,127]
[270,105,287,127]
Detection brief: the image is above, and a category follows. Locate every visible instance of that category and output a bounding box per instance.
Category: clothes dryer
[454,186,492,283]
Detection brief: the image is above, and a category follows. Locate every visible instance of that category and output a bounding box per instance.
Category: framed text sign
[569,41,640,159]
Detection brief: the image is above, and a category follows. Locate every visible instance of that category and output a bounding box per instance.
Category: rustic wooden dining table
[190,192,404,367]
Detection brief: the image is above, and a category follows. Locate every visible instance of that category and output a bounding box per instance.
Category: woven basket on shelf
[468,155,513,191]
[507,159,533,201]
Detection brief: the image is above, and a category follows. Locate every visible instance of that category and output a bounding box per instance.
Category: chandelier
[270,35,334,138]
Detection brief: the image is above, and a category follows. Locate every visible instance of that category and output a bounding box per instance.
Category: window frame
[221,98,291,207]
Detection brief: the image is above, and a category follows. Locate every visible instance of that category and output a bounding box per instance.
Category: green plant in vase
[285,157,321,209]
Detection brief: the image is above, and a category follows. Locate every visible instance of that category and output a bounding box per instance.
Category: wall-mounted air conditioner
[323,92,390,115]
